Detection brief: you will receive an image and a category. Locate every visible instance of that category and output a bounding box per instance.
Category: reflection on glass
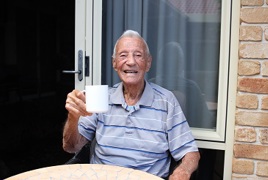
[149,42,215,128]
[101,0,221,129]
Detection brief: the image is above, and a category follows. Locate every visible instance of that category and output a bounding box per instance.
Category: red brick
[238,78,268,94]
[265,28,268,41]
[232,159,254,174]
[236,111,268,127]
[238,60,260,76]
[239,43,268,59]
[235,127,256,142]
[262,61,268,76]
[240,26,262,41]
[256,161,268,177]
[236,94,258,109]
[232,174,268,180]
[262,96,268,110]
[241,8,268,23]
[259,129,268,144]
[241,0,264,6]
[234,144,268,160]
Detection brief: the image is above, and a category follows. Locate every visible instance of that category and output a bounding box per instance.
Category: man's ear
[112,58,118,71]
[146,56,152,72]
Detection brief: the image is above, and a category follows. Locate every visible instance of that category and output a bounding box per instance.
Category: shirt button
[126,131,133,134]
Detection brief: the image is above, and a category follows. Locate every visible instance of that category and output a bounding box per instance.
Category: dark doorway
[0,0,74,178]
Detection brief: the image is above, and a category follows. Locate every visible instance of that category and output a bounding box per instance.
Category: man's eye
[120,54,127,58]
[134,54,143,60]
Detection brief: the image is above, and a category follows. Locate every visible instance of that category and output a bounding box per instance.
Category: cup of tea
[85,85,108,113]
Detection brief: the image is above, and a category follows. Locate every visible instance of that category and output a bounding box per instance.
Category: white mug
[85,85,108,113]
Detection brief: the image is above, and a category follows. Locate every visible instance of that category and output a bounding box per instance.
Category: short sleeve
[78,114,98,141]
[166,93,198,161]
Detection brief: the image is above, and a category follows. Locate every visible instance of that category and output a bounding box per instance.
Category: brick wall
[233,0,268,179]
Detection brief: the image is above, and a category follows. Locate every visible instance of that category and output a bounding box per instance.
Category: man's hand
[65,89,92,119]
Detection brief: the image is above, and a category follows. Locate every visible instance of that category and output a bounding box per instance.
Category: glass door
[95,0,232,145]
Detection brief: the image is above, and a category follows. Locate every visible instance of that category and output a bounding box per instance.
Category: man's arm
[169,151,200,180]
[62,114,88,153]
[62,89,92,153]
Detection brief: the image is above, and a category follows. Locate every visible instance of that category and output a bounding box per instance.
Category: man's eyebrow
[117,51,128,54]
[134,51,142,54]
[117,50,143,54]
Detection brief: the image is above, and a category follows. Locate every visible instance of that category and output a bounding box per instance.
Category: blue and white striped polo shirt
[78,80,198,178]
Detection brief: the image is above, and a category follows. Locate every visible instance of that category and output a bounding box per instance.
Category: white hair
[112,30,151,58]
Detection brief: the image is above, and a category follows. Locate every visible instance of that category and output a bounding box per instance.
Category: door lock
[62,50,84,81]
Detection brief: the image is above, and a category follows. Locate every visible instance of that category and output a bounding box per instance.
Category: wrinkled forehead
[116,37,146,53]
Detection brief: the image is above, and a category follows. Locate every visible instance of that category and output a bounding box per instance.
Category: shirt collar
[110,80,154,107]
[139,80,154,106]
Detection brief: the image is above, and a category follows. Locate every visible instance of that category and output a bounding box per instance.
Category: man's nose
[126,54,136,64]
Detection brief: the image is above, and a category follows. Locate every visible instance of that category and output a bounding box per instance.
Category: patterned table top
[6,164,163,180]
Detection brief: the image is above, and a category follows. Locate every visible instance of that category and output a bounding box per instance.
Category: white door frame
[75,0,102,89]
[91,0,103,85]
[75,0,87,90]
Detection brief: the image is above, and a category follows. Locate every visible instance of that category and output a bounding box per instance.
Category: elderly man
[62,30,200,180]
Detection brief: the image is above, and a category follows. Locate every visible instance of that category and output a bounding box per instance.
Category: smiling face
[113,37,152,87]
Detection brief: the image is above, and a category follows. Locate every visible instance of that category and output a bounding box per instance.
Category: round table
[6,164,163,180]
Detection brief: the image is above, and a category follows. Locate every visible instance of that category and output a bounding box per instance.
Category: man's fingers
[75,90,86,103]
[65,90,91,117]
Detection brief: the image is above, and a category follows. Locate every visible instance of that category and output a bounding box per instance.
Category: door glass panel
[99,1,224,178]
[101,0,221,130]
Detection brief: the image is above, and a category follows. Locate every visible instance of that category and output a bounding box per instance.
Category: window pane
[101,0,221,129]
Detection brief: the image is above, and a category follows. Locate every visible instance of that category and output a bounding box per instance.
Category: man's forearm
[169,151,200,180]
[178,151,200,174]
[62,114,87,153]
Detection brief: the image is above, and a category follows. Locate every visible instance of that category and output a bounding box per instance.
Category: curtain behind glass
[101,0,221,129]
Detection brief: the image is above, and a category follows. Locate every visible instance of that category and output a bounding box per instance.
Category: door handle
[62,50,83,81]
[62,70,81,74]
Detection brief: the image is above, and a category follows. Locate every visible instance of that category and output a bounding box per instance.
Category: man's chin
[122,79,142,86]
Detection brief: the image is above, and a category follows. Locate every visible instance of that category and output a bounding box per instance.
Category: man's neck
[123,81,145,105]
